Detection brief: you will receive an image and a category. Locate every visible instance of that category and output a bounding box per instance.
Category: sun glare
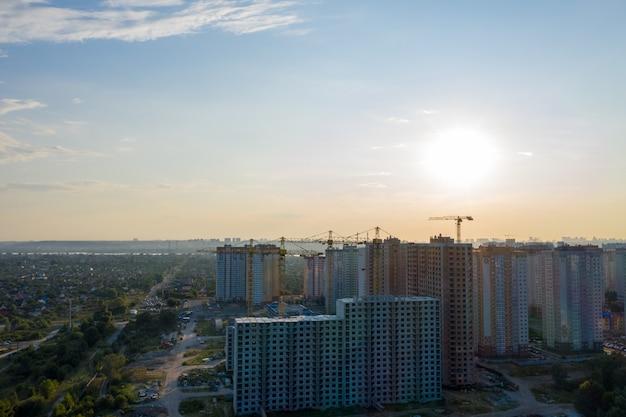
[421,127,499,187]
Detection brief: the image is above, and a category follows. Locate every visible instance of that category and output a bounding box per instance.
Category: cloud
[0,179,216,194]
[422,110,437,115]
[517,151,533,157]
[1,182,75,192]
[366,172,391,176]
[0,132,102,164]
[9,117,57,135]
[105,0,185,6]
[0,49,7,58]
[0,99,46,116]
[370,144,405,150]
[72,98,83,104]
[0,0,303,43]
[358,182,386,188]
[117,137,135,151]
[386,116,409,124]
[0,180,114,192]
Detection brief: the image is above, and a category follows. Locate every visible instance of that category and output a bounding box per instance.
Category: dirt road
[149,302,229,417]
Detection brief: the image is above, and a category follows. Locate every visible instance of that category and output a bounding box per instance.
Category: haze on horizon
[1,1,625,243]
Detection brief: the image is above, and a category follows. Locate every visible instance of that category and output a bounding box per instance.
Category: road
[470,370,581,417]
[459,363,581,417]
[0,327,61,362]
[145,299,230,417]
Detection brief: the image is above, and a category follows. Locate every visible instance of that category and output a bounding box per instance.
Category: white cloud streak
[370,144,406,150]
[0,132,102,164]
[0,179,216,193]
[0,0,302,43]
[0,99,46,115]
[8,117,57,135]
[105,0,185,7]
[358,183,386,188]
[385,116,409,124]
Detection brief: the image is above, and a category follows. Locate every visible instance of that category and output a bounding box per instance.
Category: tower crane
[246,239,255,317]
[429,215,473,243]
[244,227,393,317]
[324,230,335,315]
[371,226,383,295]
[278,237,288,317]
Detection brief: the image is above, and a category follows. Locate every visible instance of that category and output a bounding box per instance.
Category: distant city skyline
[1,1,625,241]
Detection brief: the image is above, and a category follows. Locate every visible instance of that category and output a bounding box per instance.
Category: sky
[1,0,625,243]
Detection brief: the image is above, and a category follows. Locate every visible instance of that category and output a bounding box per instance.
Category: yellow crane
[429,215,473,243]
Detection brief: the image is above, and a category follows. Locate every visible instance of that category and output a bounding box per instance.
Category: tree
[0,399,15,417]
[158,309,177,329]
[135,312,157,331]
[167,297,180,308]
[62,392,76,411]
[83,326,100,347]
[114,394,129,409]
[551,363,569,390]
[94,308,114,326]
[95,394,115,412]
[575,379,604,417]
[606,290,618,303]
[15,395,44,417]
[100,354,125,381]
[38,379,59,400]
[53,404,67,417]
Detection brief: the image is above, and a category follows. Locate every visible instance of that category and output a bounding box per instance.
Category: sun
[421,127,499,187]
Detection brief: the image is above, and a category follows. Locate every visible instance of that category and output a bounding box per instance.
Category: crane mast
[278,237,287,317]
[325,230,334,315]
[246,239,254,317]
[371,226,383,295]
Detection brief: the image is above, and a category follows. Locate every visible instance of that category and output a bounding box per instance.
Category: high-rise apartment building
[543,245,603,352]
[216,244,280,305]
[416,235,474,387]
[518,243,554,316]
[363,237,409,296]
[226,296,441,416]
[324,244,360,314]
[617,249,626,311]
[474,245,529,357]
[216,245,247,302]
[303,254,325,299]
[603,249,617,295]
[603,245,626,303]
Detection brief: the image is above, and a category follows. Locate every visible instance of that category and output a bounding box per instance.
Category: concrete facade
[216,244,280,304]
[474,245,529,358]
[543,245,604,352]
[226,296,441,416]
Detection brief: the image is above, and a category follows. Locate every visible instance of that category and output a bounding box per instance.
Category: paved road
[0,327,60,362]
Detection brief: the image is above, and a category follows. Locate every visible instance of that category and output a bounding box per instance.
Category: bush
[15,395,45,417]
[179,398,205,414]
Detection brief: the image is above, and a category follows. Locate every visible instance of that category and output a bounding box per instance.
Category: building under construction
[226,295,441,416]
[216,244,281,307]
